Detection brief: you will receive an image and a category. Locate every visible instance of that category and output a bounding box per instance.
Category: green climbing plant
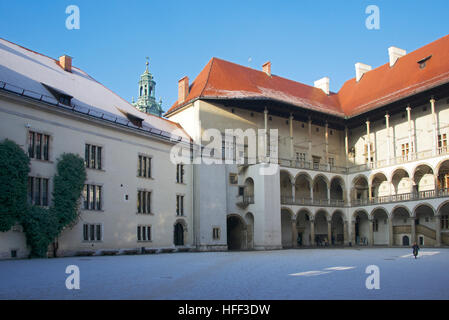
[0,139,86,258]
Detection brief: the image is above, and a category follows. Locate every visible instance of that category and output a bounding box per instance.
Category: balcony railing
[281,196,345,207]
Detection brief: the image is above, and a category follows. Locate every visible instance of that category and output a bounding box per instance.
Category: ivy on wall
[0,139,86,258]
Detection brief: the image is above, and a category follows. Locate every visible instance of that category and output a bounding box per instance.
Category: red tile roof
[165,34,449,118]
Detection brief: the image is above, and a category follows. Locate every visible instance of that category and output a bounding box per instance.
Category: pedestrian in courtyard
[412,242,420,259]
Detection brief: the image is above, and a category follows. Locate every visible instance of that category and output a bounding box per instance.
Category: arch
[296,209,312,246]
[371,207,389,245]
[295,173,312,203]
[227,214,247,250]
[391,168,412,195]
[280,169,294,183]
[244,177,255,201]
[370,172,389,199]
[330,176,346,204]
[280,171,293,200]
[391,206,412,246]
[353,209,370,245]
[314,209,329,246]
[402,235,410,246]
[294,171,313,185]
[351,175,369,203]
[413,164,435,194]
[313,175,329,202]
[174,219,187,246]
[331,210,345,245]
[436,159,449,190]
[281,208,294,248]
[437,199,449,214]
[414,204,436,245]
[352,209,369,221]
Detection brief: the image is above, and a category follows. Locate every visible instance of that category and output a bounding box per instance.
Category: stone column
[385,113,391,164]
[366,120,371,167]
[310,220,315,246]
[430,98,437,155]
[289,113,294,160]
[327,220,332,245]
[344,126,349,168]
[343,220,349,246]
[369,220,374,247]
[389,218,394,247]
[352,220,356,245]
[325,121,329,169]
[411,218,416,244]
[308,117,312,163]
[435,215,441,247]
[406,105,413,160]
[291,182,295,203]
[292,220,298,248]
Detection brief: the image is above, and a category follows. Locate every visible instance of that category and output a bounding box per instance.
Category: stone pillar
[343,220,349,246]
[292,220,298,248]
[289,113,294,160]
[411,218,416,244]
[344,126,349,168]
[308,117,312,163]
[327,220,332,245]
[385,113,391,164]
[430,98,437,155]
[435,215,441,247]
[389,218,394,247]
[369,220,374,246]
[310,220,315,246]
[352,220,356,245]
[325,121,329,169]
[406,105,413,160]
[291,182,295,203]
[366,120,371,167]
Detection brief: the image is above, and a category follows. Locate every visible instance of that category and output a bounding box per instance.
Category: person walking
[412,242,420,259]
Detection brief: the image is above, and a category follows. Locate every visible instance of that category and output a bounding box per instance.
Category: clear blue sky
[1,0,448,113]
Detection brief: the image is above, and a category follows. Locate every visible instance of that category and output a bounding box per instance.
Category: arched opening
[351,176,369,205]
[313,175,328,205]
[227,215,246,250]
[280,171,293,203]
[295,173,312,205]
[438,201,449,245]
[353,210,369,245]
[413,164,435,195]
[391,169,412,199]
[314,210,329,246]
[331,211,344,245]
[371,173,389,201]
[296,209,311,246]
[244,178,254,204]
[174,221,186,246]
[391,207,411,246]
[244,212,254,250]
[414,204,436,246]
[402,235,410,246]
[330,177,345,205]
[371,208,389,245]
[281,209,293,248]
[437,160,449,191]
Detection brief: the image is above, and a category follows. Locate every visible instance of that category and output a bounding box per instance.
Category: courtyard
[0,248,448,300]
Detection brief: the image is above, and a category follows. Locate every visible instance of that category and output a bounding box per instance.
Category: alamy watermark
[65,5,80,30]
[65,265,80,290]
[365,5,380,30]
[365,265,380,289]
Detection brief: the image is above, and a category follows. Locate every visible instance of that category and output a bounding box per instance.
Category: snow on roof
[0,38,190,142]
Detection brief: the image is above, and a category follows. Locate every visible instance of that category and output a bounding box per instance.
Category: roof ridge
[199,57,215,98]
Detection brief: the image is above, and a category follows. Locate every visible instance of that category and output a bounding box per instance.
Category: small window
[137,190,151,214]
[176,195,185,216]
[212,227,221,240]
[176,164,185,184]
[229,173,238,185]
[28,176,49,206]
[138,155,152,178]
[28,131,50,161]
[85,144,102,170]
[83,184,102,211]
[137,225,152,242]
[83,223,102,241]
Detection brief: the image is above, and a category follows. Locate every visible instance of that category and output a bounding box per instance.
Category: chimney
[388,46,406,67]
[355,62,372,82]
[59,55,72,72]
[314,77,330,95]
[262,61,271,76]
[178,76,189,104]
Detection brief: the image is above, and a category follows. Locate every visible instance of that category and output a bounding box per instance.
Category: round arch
[371,207,389,245]
[227,214,247,250]
[296,209,312,246]
[174,219,188,246]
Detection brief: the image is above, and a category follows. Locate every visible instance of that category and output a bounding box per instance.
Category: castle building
[0,34,448,259]
[132,59,164,117]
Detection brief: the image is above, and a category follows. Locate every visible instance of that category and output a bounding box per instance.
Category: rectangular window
[328,157,335,167]
[176,195,184,216]
[312,156,320,170]
[137,225,152,242]
[83,184,102,210]
[137,190,151,214]
[229,173,238,185]
[176,164,184,183]
[438,134,447,153]
[83,223,102,241]
[28,131,50,161]
[212,227,220,240]
[296,152,306,162]
[137,155,152,178]
[84,144,102,170]
[27,176,49,206]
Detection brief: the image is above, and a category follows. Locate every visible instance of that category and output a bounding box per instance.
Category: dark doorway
[174,223,184,246]
[402,235,410,246]
[227,216,245,250]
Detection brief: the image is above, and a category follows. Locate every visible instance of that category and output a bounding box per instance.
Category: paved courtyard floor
[0,248,448,300]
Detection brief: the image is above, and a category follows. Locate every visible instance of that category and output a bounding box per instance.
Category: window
[212,227,221,240]
[137,190,152,214]
[312,156,320,169]
[138,155,152,178]
[296,152,306,163]
[28,177,49,206]
[137,225,152,242]
[176,164,185,183]
[82,184,102,210]
[85,144,102,170]
[364,143,374,163]
[442,215,449,230]
[229,173,238,185]
[401,142,414,160]
[328,157,335,167]
[83,224,102,241]
[438,134,447,153]
[176,195,184,216]
[28,131,50,161]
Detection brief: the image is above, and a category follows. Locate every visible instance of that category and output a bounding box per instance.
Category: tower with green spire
[132,58,164,117]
